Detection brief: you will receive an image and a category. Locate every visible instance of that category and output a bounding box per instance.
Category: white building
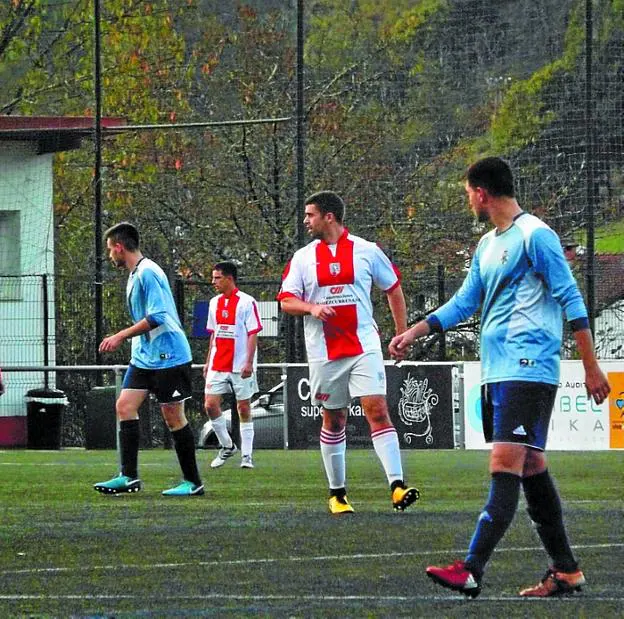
[0,116,123,446]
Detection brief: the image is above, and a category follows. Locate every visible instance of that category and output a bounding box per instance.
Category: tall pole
[294,0,306,361]
[437,264,446,361]
[296,0,305,248]
[584,0,596,335]
[94,0,104,379]
[42,274,49,390]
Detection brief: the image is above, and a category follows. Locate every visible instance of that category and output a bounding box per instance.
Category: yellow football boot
[392,485,420,512]
[328,495,355,515]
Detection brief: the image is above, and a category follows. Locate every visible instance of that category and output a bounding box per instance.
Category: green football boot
[94,474,142,495]
[162,480,205,496]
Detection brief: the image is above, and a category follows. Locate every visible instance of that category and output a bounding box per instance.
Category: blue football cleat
[161,480,205,496]
[94,474,142,495]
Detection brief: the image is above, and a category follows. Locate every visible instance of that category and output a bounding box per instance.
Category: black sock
[523,470,578,572]
[465,472,521,578]
[171,423,202,486]
[119,419,140,480]
[330,487,346,499]
[390,480,406,492]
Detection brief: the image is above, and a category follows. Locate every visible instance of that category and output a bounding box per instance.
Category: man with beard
[278,191,419,515]
[390,157,610,598]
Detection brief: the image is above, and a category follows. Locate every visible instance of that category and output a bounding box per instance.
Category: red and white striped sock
[320,428,347,490]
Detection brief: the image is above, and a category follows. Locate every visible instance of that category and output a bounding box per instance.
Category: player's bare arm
[573,328,611,404]
[388,319,432,361]
[99,318,152,353]
[280,296,336,321]
[242,332,258,379]
[386,285,408,335]
[203,334,214,378]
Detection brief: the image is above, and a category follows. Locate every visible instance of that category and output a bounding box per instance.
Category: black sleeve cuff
[425,315,443,334]
[145,315,160,328]
[569,317,590,332]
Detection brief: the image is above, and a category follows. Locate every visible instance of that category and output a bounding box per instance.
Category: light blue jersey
[427,212,588,385]
[126,258,192,369]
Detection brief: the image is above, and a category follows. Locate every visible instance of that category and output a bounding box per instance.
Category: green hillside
[595,220,624,254]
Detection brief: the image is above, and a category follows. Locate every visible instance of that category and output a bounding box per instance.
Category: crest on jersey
[222,310,229,318]
[397,375,439,446]
[329,262,341,276]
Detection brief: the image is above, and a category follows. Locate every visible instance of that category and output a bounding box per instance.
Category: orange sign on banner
[608,372,624,449]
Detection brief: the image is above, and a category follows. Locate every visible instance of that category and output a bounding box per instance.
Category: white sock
[371,426,403,486]
[240,421,254,457]
[320,428,346,489]
[211,415,233,449]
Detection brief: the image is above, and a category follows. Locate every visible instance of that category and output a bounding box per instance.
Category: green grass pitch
[0,448,622,617]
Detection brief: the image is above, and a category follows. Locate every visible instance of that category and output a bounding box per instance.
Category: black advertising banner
[387,364,454,449]
[285,364,454,449]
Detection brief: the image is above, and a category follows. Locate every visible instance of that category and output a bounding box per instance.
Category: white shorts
[309,350,386,410]
[204,370,258,402]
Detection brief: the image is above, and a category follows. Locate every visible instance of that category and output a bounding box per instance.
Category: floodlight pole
[94,0,104,381]
[296,0,305,251]
[293,0,306,362]
[584,0,596,336]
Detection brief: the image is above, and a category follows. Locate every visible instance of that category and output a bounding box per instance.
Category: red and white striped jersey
[206,289,263,372]
[277,229,400,362]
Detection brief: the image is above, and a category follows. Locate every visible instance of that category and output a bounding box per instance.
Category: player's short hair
[305,190,346,223]
[214,260,238,282]
[104,222,140,251]
[466,157,515,198]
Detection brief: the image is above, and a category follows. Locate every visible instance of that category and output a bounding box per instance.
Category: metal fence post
[114,365,123,464]
[453,364,465,450]
[437,264,446,361]
[281,364,288,449]
[42,274,50,390]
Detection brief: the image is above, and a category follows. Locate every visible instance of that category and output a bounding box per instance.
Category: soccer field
[0,449,622,617]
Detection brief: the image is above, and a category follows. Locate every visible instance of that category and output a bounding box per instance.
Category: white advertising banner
[463,360,624,450]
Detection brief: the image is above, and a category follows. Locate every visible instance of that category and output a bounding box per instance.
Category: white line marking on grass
[0,462,167,467]
[2,542,622,576]
[567,499,624,504]
[0,593,623,603]
[0,462,75,466]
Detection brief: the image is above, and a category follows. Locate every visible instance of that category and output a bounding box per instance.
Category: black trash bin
[85,386,154,449]
[85,386,117,449]
[26,388,67,449]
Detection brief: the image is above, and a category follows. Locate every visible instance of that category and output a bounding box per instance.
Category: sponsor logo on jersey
[215,324,236,339]
[329,286,344,294]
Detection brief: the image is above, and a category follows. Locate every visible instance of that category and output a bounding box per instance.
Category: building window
[0,210,21,300]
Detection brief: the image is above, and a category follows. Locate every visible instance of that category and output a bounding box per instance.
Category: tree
[2,0,622,365]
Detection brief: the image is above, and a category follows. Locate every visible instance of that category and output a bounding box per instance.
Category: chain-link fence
[0,363,285,449]
[0,259,621,447]
[1,0,623,445]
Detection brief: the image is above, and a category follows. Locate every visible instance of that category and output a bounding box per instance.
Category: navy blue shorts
[122,362,192,404]
[481,381,557,450]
